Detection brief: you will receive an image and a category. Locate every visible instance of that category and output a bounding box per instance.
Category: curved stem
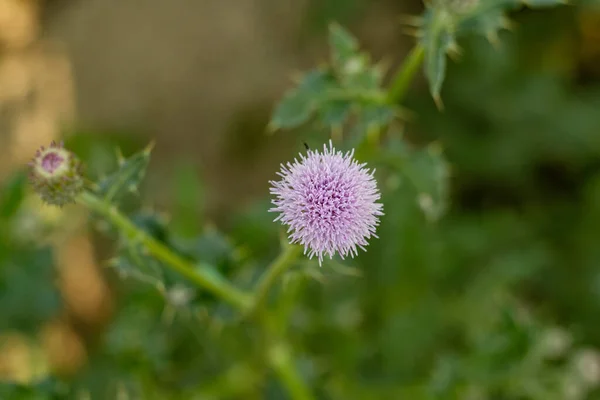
[387,43,425,105]
[269,342,313,400]
[248,244,302,315]
[78,191,252,311]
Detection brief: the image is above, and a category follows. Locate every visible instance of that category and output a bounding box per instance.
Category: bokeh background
[2,0,600,398]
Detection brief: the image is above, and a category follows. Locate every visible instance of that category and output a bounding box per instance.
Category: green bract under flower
[28,141,84,207]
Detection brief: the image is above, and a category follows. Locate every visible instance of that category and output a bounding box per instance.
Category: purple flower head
[270,141,383,265]
[29,141,84,206]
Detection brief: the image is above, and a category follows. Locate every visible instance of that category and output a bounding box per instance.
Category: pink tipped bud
[28,142,84,206]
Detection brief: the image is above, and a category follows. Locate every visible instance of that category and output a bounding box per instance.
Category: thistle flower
[28,141,84,206]
[270,141,383,265]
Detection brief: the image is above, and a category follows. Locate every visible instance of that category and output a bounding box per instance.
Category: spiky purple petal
[270,141,383,265]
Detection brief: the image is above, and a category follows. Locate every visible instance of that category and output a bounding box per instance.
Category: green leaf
[0,246,61,333]
[340,61,384,92]
[0,378,67,400]
[360,104,397,129]
[111,247,165,289]
[171,227,237,273]
[317,100,352,128]
[423,23,454,108]
[329,22,359,71]
[458,9,511,40]
[97,142,154,202]
[110,211,169,288]
[269,69,334,130]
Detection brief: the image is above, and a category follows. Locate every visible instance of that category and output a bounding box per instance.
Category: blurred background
[2,0,600,398]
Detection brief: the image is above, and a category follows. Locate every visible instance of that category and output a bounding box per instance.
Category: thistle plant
[12,0,578,397]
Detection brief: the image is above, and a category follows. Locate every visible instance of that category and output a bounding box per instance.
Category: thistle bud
[28,141,84,206]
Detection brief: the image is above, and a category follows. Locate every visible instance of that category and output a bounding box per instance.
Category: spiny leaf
[360,104,397,129]
[269,70,335,131]
[98,142,154,202]
[109,210,169,288]
[423,24,454,109]
[329,22,360,70]
[0,246,61,333]
[317,100,352,129]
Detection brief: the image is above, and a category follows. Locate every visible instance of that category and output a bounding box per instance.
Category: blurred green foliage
[2,1,600,399]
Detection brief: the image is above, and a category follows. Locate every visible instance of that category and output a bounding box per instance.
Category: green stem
[269,342,314,400]
[78,191,252,311]
[249,244,302,315]
[77,192,313,398]
[387,43,425,105]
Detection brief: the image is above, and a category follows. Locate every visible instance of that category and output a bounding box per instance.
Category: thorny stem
[78,191,252,310]
[269,342,313,400]
[356,42,425,158]
[78,191,313,399]
[387,43,425,105]
[248,244,302,316]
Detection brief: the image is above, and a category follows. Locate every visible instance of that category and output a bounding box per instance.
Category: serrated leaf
[270,70,334,130]
[111,246,165,289]
[270,90,314,130]
[317,100,352,128]
[423,25,454,108]
[0,246,61,333]
[329,22,359,71]
[110,211,169,288]
[340,62,384,92]
[459,10,510,39]
[360,104,397,129]
[171,227,236,272]
[98,142,154,202]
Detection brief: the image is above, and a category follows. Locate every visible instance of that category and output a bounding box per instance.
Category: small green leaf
[111,244,165,289]
[360,104,397,129]
[459,10,511,41]
[317,100,352,128]
[340,61,384,92]
[171,227,236,272]
[423,26,454,109]
[110,210,169,288]
[329,22,359,70]
[270,70,334,131]
[98,142,154,202]
[0,246,61,333]
[270,90,314,131]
